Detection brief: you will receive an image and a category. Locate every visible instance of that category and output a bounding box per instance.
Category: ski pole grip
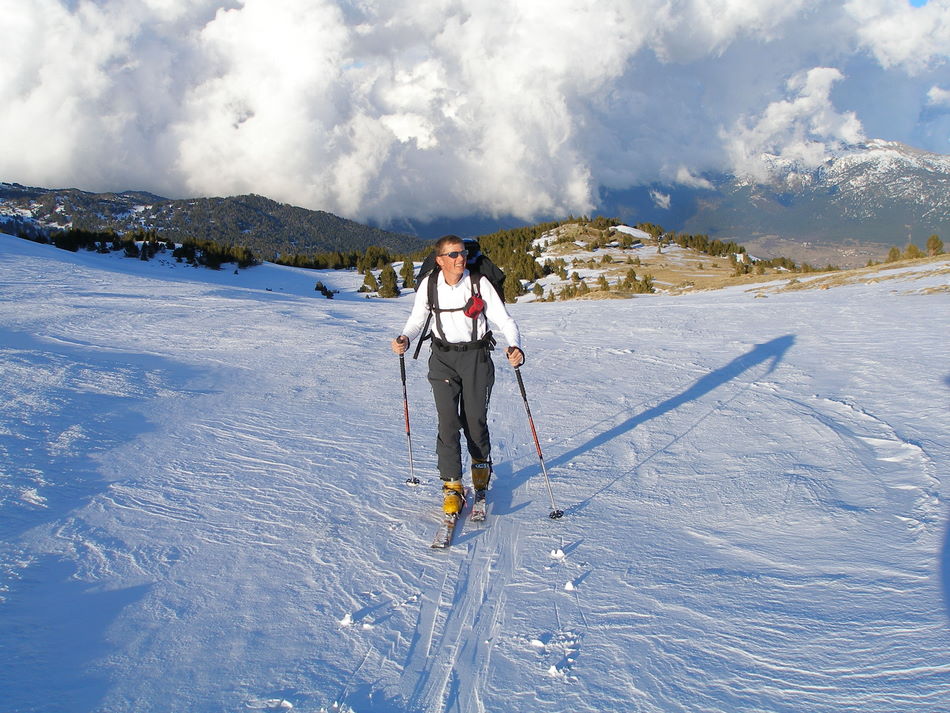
[399,352,407,382]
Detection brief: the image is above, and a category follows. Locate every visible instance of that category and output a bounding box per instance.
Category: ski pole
[399,353,419,485]
[514,366,564,519]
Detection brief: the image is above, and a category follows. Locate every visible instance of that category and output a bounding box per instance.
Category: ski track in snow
[2,234,950,712]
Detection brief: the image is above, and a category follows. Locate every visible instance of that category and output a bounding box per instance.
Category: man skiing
[391,235,524,516]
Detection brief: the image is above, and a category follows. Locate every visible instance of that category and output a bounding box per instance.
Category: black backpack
[412,237,506,359]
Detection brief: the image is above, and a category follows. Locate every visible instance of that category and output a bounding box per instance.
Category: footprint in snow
[529,631,582,681]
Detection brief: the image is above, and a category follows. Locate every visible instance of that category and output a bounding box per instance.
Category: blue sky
[1,0,948,223]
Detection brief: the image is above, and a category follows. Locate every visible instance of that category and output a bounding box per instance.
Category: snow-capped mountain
[681,140,950,245]
[3,140,948,258]
[412,141,950,254]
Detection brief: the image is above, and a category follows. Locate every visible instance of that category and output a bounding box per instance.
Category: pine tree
[360,271,379,293]
[926,234,944,256]
[378,264,400,298]
[503,276,525,303]
[400,260,416,289]
[904,243,924,260]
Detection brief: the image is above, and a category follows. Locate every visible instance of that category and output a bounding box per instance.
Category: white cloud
[722,67,866,181]
[648,0,811,61]
[650,190,672,210]
[673,167,715,190]
[845,0,950,74]
[928,85,950,106]
[0,0,947,223]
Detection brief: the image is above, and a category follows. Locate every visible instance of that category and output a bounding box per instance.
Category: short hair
[434,234,464,254]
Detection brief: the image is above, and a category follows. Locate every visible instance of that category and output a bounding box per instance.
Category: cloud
[929,85,950,107]
[722,67,866,181]
[845,0,950,74]
[0,0,948,224]
[650,190,672,210]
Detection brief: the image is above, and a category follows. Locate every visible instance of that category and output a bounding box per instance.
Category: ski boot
[471,458,492,493]
[442,479,465,515]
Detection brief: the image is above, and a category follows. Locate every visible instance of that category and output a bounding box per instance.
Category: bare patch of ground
[530,225,948,300]
[738,235,891,270]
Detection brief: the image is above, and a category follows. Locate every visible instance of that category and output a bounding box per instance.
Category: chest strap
[429,270,483,342]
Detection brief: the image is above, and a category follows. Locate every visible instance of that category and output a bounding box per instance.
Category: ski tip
[430,514,459,548]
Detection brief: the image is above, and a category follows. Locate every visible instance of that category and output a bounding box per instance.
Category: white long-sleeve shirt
[400,270,521,349]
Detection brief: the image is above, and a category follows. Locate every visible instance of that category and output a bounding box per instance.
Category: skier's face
[436,242,467,284]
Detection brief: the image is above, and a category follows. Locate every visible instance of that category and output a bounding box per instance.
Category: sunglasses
[439,249,469,259]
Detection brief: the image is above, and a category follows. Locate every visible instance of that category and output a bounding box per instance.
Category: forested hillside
[0,184,426,258]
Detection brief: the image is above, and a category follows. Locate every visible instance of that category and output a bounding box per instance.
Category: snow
[611,225,653,241]
[1,233,949,712]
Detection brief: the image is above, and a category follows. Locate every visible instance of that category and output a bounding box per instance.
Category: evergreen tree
[400,260,416,289]
[503,276,525,302]
[360,271,380,293]
[623,268,638,290]
[886,246,901,262]
[904,243,924,260]
[378,264,400,298]
[926,234,944,256]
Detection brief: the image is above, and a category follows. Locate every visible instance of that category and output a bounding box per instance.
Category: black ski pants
[428,346,494,481]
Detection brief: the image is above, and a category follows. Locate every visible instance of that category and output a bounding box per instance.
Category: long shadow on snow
[0,328,210,713]
[504,335,795,515]
[943,508,950,623]
[941,373,950,621]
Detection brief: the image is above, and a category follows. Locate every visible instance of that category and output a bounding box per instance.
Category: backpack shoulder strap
[428,268,484,344]
[428,267,448,342]
[469,268,482,296]
[427,265,440,309]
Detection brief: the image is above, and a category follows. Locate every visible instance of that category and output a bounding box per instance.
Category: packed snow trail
[1,234,949,712]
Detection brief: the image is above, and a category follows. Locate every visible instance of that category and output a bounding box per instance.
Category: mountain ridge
[0,183,427,258]
[3,140,947,265]
[682,139,950,244]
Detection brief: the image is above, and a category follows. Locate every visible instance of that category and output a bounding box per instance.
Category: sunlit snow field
[1,234,949,712]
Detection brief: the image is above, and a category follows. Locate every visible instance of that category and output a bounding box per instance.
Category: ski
[470,490,487,522]
[430,513,459,549]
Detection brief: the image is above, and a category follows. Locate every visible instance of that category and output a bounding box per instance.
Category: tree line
[28,217,941,304]
[19,227,262,269]
[879,235,944,264]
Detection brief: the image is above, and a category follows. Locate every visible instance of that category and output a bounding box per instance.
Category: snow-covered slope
[1,234,949,713]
